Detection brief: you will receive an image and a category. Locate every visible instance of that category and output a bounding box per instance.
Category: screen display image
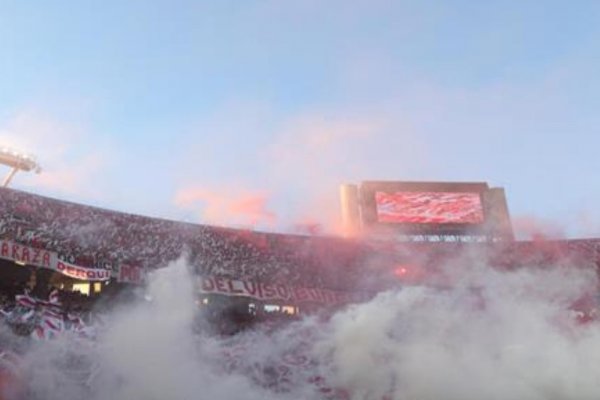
[375,191,485,224]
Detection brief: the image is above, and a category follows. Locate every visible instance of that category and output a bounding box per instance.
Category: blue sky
[1,0,600,237]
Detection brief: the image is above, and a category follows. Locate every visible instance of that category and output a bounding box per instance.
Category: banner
[0,240,110,282]
[54,260,111,281]
[116,264,146,284]
[0,240,52,269]
[199,276,371,307]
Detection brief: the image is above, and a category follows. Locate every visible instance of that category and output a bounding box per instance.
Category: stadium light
[0,147,42,187]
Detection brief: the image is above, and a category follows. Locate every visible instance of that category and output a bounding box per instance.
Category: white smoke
[20,259,278,400]
[9,258,600,400]
[314,265,600,400]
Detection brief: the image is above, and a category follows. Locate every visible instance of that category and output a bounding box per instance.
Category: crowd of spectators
[0,188,377,290]
[0,187,599,293]
[0,283,95,317]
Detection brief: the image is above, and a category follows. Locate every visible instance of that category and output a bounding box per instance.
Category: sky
[1,0,600,238]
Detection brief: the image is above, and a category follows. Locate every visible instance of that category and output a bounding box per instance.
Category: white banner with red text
[0,239,111,281]
[199,275,371,307]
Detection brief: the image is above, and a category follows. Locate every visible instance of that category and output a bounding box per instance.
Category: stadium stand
[0,187,599,296]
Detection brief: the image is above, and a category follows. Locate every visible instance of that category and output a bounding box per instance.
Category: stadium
[0,157,599,399]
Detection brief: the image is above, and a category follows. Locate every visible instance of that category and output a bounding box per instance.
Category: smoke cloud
[19,259,278,400]
[512,215,567,240]
[174,187,277,228]
[315,265,600,400]
[5,254,600,400]
[171,106,430,234]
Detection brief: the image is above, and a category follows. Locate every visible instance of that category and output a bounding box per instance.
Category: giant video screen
[358,181,489,234]
[375,191,485,224]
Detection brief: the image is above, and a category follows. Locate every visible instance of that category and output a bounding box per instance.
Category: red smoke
[512,215,566,240]
[174,187,277,227]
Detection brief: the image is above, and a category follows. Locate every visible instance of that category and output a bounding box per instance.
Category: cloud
[172,103,431,234]
[0,109,112,198]
[267,114,377,166]
[265,114,383,233]
[174,186,277,228]
[167,30,600,237]
[31,152,106,194]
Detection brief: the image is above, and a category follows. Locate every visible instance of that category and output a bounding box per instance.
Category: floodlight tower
[0,147,42,187]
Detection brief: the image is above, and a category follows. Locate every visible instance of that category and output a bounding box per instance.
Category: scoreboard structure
[340,181,514,242]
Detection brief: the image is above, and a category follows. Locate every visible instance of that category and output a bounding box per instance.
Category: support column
[2,167,18,188]
[339,184,361,237]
